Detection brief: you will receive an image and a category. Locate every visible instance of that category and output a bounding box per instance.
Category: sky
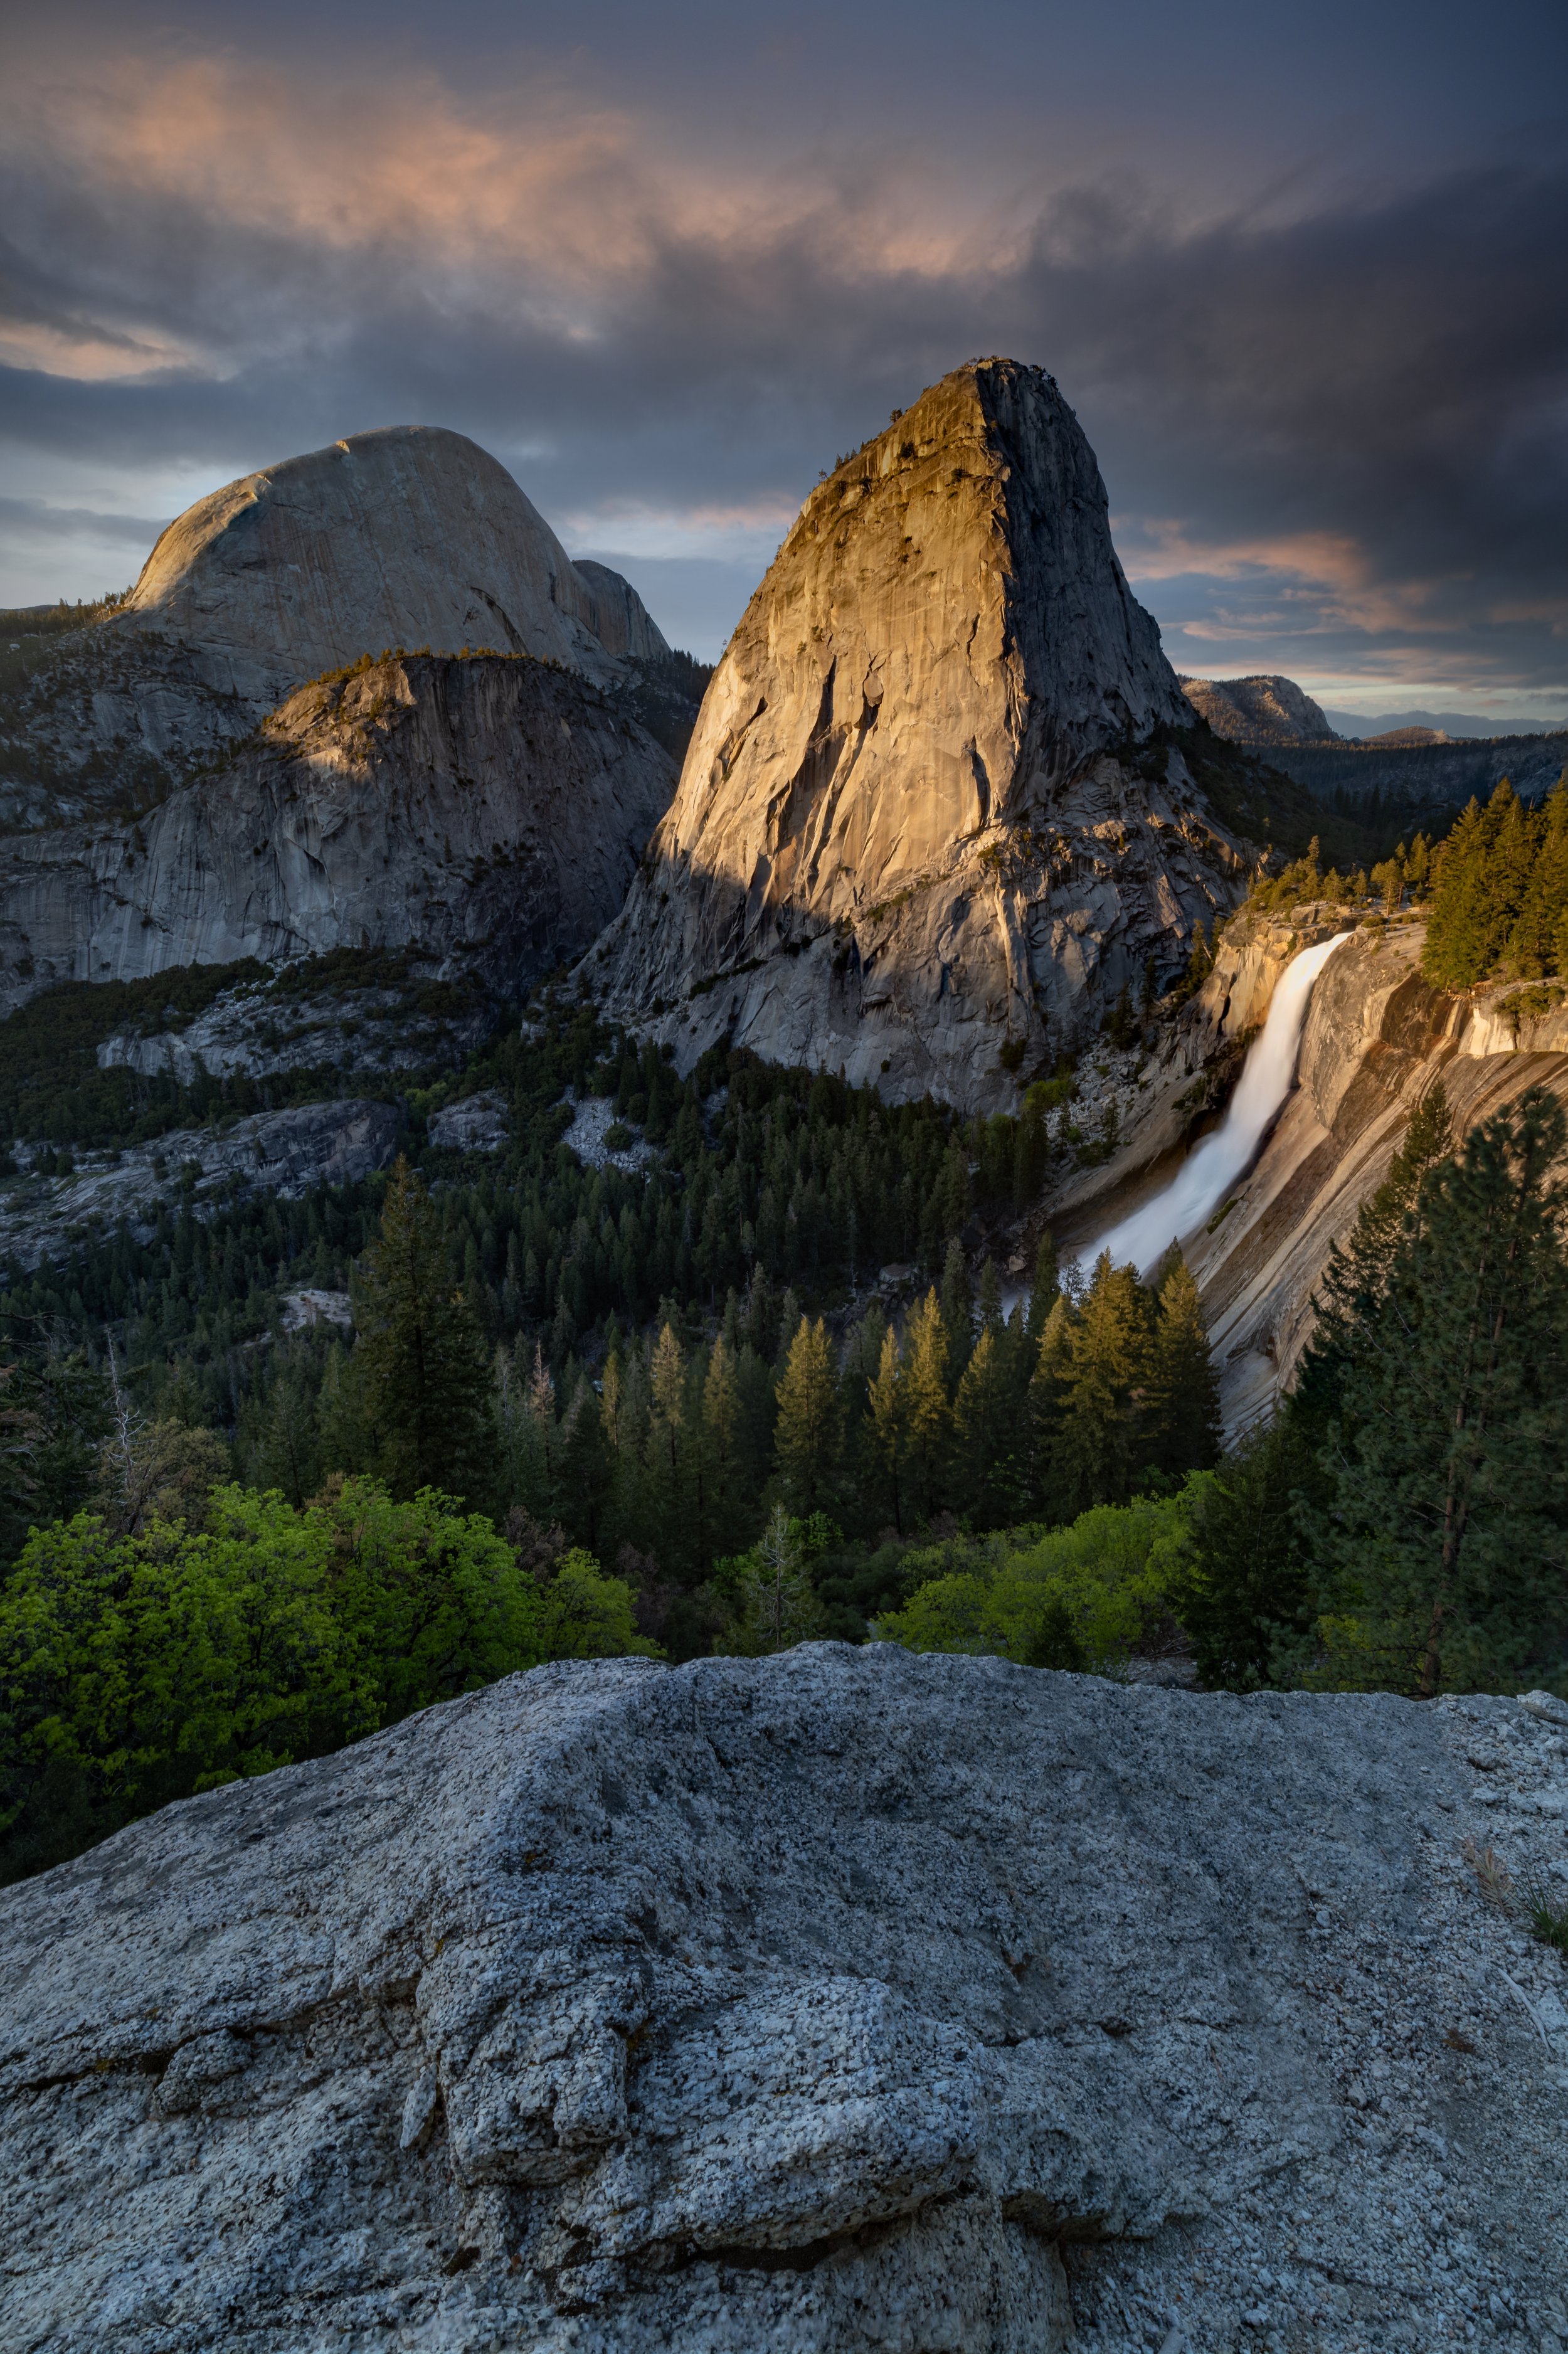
[3,0,1567,722]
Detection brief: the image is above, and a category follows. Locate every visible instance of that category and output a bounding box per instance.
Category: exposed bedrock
[2,1648,1562,2352]
[1055,913,1568,1429]
[1,427,669,823]
[119,425,664,701]
[588,359,1246,1111]
[0,652,675,1015]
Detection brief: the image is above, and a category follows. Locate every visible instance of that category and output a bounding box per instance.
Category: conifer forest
[4,777,1568,1882]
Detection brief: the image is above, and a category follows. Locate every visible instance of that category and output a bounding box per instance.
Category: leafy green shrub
[876,1487,1205,1673]
[0,1476,648,1882]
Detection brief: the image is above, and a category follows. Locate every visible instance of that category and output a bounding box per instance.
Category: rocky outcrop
[0,652,675,1017]
[3,1646,1564,2352]
[1177,673,1338,747]
[0,1098,399,1272]
[570,561,672,666]
[0,428,669,825]
[120,428,664,699]
[589,360,1247,1113]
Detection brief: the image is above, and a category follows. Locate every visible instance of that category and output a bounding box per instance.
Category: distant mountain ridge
[1321,705,1566,741]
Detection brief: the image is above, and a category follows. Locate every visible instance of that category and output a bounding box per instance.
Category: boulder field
[3,1646,1564,2351]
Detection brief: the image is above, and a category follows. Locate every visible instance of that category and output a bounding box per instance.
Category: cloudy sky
[4,0,1565,721]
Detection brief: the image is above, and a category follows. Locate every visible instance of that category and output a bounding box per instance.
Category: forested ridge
[5,785,1568,1885]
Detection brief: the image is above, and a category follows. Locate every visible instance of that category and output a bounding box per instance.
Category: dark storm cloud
[0,45,1564,692]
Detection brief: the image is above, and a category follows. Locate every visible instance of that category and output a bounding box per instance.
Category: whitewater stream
[1076,930,1349,1277]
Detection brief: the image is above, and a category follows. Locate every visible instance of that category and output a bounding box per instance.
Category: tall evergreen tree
[940,1239,974,1381]
[903,1289,952,1520]
[865,1326,909,1534]
[772,1316,842,1518]
[1050,1253,1156,1514]
[1167,1414,1323,1689]
[1292,1085,1452,1443]
[1511,773,1568,977]
[1143,1256,1221,1478]
[1422,783,1534,991]
[354,1160,494,1503]
[953,1325,1030,1525]
[1309,1085,1568,1694]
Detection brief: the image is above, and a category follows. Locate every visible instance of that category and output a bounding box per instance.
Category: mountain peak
[119,425,664,699]
[588,358,1239,1110]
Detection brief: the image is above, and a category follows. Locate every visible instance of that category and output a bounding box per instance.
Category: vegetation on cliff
[1421,773,1568,989]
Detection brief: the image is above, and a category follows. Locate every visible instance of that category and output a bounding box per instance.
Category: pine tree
[1511,773,1568,977]
[940,1239,973,1381]
[1167,1414,1323,1689]
[355,1160,494,1503]
[1025,1232,1059,1338]
[250,1367,321,1507]
[719,1504,827,1655]
[1422,783,1534,991]
[952,1325,1030,1524]
[773,1316,842,1518]
[1027,1291,1074,1513]
[1049,1253,1157,1513]
[903,1289,952,1520]
[1292,1086,1453,1441]
[1308,1085,1568,1694]
[696,1333,744,1566]
[865,1326,909,1534]
[1143,1256,1221,1477]
[642,1322,691,1573]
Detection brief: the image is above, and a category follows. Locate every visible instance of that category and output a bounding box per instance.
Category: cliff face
[1268,728,1568,814]
[0,653,675,1015]
[590,360,1245,1112]
[1177,672,1337,746]
[2,1648,1560,2353]
[1183,918,1568,1426]
[1052,911,1568,1428]
[0,428,669,826]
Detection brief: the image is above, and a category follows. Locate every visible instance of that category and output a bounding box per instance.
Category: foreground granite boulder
[3,1648,1565,2352]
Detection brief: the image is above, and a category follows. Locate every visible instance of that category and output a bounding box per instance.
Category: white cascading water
[1079,930,1350,1276]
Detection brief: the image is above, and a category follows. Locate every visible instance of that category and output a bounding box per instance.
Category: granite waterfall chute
[1085,930,1350,1275]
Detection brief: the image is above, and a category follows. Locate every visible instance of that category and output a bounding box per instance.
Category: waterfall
[1080,930,1349,1276]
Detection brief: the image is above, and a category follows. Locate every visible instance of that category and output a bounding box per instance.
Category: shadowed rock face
[1,1647,1560,2352]
[0,652,675,1014]
[589,359,1244,1111]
